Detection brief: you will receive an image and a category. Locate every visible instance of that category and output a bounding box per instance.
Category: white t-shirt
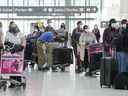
[79,32,96,45]
[5,32,25,44]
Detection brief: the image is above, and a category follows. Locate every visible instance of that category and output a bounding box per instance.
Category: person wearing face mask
[56,23,68,47]
[71,21,83,73]
[34,21,45,36]
[71,21,83,57]
[114,22,128,73]
[45,19,56,33]
[122,23,128,72]
[5,21,26,88]
[103,19,118,56]
[119,19,127,33]
[79,25,96,74]
[92,24,101,43]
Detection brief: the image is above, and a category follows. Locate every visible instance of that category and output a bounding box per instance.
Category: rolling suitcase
[100,57,117,88]
[52,48,73,71]
[113,72,128,90]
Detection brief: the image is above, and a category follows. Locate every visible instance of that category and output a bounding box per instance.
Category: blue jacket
[38,32,54,42]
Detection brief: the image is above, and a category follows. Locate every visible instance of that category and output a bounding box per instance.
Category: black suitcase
[113,72,128,90]
[52,48,73,66]
[100,57,117,88]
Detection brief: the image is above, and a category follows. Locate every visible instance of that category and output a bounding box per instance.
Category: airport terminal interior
[0,0,128,96]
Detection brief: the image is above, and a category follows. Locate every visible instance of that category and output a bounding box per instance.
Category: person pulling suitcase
[79,25,96,75]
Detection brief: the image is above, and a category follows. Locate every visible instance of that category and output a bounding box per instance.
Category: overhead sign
[17,12,75,16]
[0,6,98,16]
[0,17,95,21]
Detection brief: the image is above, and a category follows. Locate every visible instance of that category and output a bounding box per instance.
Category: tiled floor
[0,67,128,96]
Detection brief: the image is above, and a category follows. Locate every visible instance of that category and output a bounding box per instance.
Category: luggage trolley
[46,42,73,72]
[52,46,73,72]
[0,50,26,91]
[87,43,103,75]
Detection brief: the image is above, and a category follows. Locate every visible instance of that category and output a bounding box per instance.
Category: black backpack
[113,72,128,90]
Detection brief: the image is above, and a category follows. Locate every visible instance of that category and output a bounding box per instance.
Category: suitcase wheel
[108,85,111,88]
[3,84,7,91]
[52,67,58,72]
[61,67,65,72]
[100,84,102,88]
[22,83,26,89]
[0,81,7,91]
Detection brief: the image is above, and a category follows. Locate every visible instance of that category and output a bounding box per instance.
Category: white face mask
[115,23,119,29]
[79,25,83,29]
[11,24,16,28]
[122,24,127,28]
[40,28,45,32]
[48,23,52,26]
[85,29,89,32]
[94,25,98,29]
[111,23,119,29]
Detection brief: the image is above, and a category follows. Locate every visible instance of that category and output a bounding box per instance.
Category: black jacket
[122,29,128,52]
[112,28,128,52]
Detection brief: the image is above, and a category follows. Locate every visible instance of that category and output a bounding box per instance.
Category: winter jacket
[122,28,128,53]
[71,28,83,47]
[103,27,116,51]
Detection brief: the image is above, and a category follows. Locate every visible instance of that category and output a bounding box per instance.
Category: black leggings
[83,48,89,70]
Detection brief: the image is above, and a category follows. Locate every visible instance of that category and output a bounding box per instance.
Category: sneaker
[75,69,82,73]
[9,84,15,88]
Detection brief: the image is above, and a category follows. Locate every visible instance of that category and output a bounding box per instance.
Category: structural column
[65,0,71,32]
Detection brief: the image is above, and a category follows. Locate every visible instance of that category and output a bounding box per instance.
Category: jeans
[117,52,128,73]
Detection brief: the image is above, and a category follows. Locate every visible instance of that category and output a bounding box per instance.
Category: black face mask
[10,27,19,34]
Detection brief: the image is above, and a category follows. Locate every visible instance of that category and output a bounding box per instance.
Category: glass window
[0,0,103,34]
[0,0,8,6]
[29,0,39,6]
[13,0,23,6]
